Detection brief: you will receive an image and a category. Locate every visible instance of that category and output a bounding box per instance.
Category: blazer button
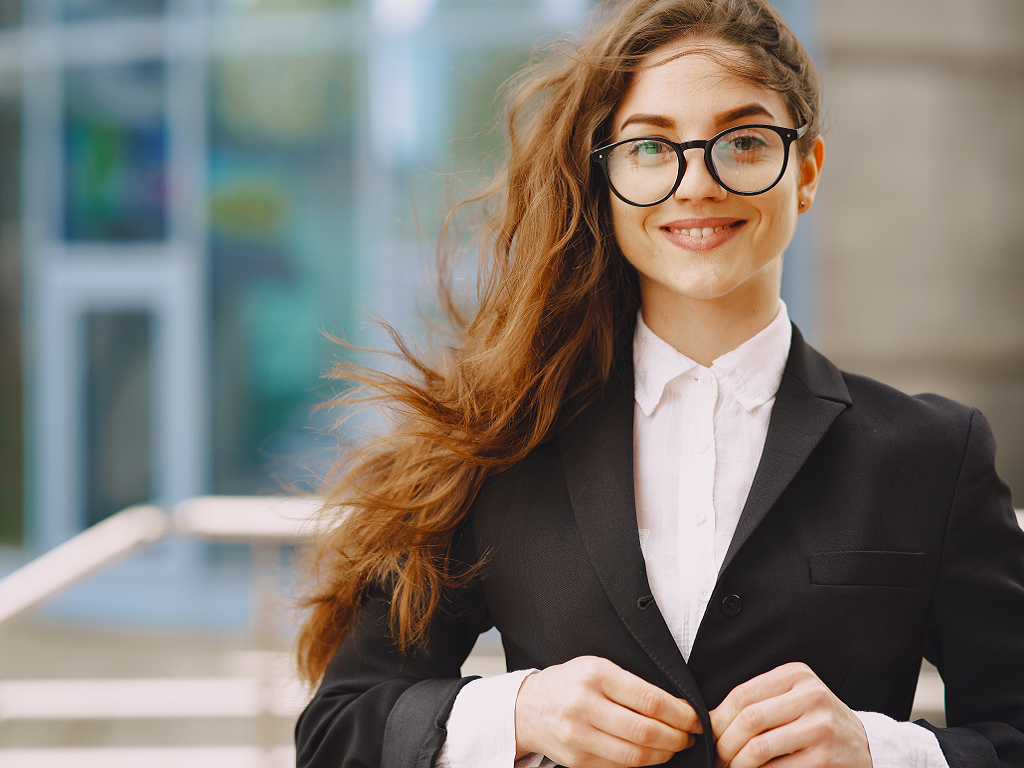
[721,594,742,616]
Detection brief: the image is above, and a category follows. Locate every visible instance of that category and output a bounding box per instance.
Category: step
[0,745,295,768]
[0,677,307,720]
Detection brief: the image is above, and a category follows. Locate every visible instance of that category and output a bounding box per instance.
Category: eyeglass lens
[606,126,788,204]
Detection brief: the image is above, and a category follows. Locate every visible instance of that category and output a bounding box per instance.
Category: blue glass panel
[211,0,355,13]
[65,62,167,241]
[769,0,818,337]
[208,54,358,494]
[0,95,21,545]
[86,312,152,526]
[0,0,18,27]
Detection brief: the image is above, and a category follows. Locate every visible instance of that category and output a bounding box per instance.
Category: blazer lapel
[717,325,853,579]
[559,367,715,764]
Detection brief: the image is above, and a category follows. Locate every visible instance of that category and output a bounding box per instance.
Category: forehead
[613,40,788,133]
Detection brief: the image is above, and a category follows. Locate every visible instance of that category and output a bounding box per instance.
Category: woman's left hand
[709,662,872,768]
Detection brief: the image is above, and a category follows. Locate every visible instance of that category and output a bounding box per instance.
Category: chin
[670,268,748,301]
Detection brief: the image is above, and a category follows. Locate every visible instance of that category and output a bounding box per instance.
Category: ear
[796,135,825,213]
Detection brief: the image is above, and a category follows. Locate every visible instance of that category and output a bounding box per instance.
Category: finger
[569,727,681,768]
[726,750,817,768]
[711,663,812,739]
[714,688,808,767]
[539,718,681,768]
[599,668,702,733]
[727,710,828,768]
[587,696,697,753]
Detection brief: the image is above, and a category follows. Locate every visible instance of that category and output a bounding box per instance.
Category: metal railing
[0,496,321,768]
[0,496,321,628]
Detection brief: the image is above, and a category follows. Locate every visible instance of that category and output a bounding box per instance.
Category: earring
[798,200,806,209]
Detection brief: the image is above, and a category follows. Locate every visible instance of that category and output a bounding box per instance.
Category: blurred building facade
[0,0,611,631]
[0,0,1019,627]
[815,0,1024,502]
[2,0,602,559]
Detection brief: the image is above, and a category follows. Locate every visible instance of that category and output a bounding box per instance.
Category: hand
[513,656,701,768]
[710,662,871,768]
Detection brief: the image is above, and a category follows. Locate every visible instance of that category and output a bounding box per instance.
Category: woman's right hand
[513,656,701,768]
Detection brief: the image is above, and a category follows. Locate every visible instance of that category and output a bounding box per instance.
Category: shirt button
[698,588,710,601]
[697,441,709,454]
[694,511,706,525]
[699,374,712,387]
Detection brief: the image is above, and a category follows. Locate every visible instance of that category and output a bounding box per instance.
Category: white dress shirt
[632,299,790,661]
[437,301,948,768]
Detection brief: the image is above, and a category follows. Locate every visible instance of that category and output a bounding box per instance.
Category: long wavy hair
[296,0,821,685]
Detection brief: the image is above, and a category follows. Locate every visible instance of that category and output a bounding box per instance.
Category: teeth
[670,225,730,238]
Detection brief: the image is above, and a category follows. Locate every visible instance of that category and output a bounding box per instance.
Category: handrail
[173,495,322,541]
[0,496,321,628]
[0,677,307,720]
[0,505,169,627]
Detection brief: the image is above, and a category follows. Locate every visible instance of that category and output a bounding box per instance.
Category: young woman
[295,1,1024,767]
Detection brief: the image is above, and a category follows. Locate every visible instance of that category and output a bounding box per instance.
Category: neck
[640,285,782,367]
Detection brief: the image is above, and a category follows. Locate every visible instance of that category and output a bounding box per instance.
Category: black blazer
[296,326,1024,768]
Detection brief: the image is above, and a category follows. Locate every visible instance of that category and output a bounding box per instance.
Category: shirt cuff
[435,669,538,768]
[855,711,949,768]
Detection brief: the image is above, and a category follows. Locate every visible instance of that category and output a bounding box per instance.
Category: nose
[673,146,727,202]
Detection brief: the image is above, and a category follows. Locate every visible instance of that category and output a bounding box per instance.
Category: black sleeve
[920,409,1024,767]
[294,530,493,768]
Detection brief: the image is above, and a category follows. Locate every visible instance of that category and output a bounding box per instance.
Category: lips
[659,217,745,251]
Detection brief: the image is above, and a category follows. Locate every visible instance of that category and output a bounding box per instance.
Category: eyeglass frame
[590,123,809,207]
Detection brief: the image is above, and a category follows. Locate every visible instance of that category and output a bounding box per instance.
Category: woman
[295,1,1024,767]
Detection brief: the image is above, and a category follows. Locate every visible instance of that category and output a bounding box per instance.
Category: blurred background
[0,0,1020,764]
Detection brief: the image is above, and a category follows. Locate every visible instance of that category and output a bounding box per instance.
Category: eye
[627,140,667,157]
[720,132,769,154]
[620,140,675,170]
[713,128,779,169]
[730,135,766,152]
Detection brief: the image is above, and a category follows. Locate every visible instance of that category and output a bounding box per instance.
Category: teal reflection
[65,62,166,241]
[209,55,358,494]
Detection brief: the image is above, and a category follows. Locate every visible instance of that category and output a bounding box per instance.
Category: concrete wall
[815,0,1024,502]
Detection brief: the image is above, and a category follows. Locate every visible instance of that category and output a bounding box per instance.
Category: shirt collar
[633,300,792,417]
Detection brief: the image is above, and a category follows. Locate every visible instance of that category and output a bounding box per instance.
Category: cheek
[610,196,652,256]
[756,199,799,261]
[755,177,801,253]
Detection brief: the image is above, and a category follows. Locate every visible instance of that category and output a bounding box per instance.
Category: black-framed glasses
[591,123,808,206]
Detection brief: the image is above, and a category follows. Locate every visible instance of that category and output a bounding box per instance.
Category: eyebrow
[618,113,675,132]
[617,102,777,134]
[719,102,776,124]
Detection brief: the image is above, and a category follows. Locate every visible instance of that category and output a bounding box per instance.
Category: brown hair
[296,0,821,685]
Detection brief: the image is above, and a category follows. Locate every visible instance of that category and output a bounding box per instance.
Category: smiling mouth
[663,222,743,238]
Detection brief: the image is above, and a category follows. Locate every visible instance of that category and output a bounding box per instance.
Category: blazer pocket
[808,550,925,587]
